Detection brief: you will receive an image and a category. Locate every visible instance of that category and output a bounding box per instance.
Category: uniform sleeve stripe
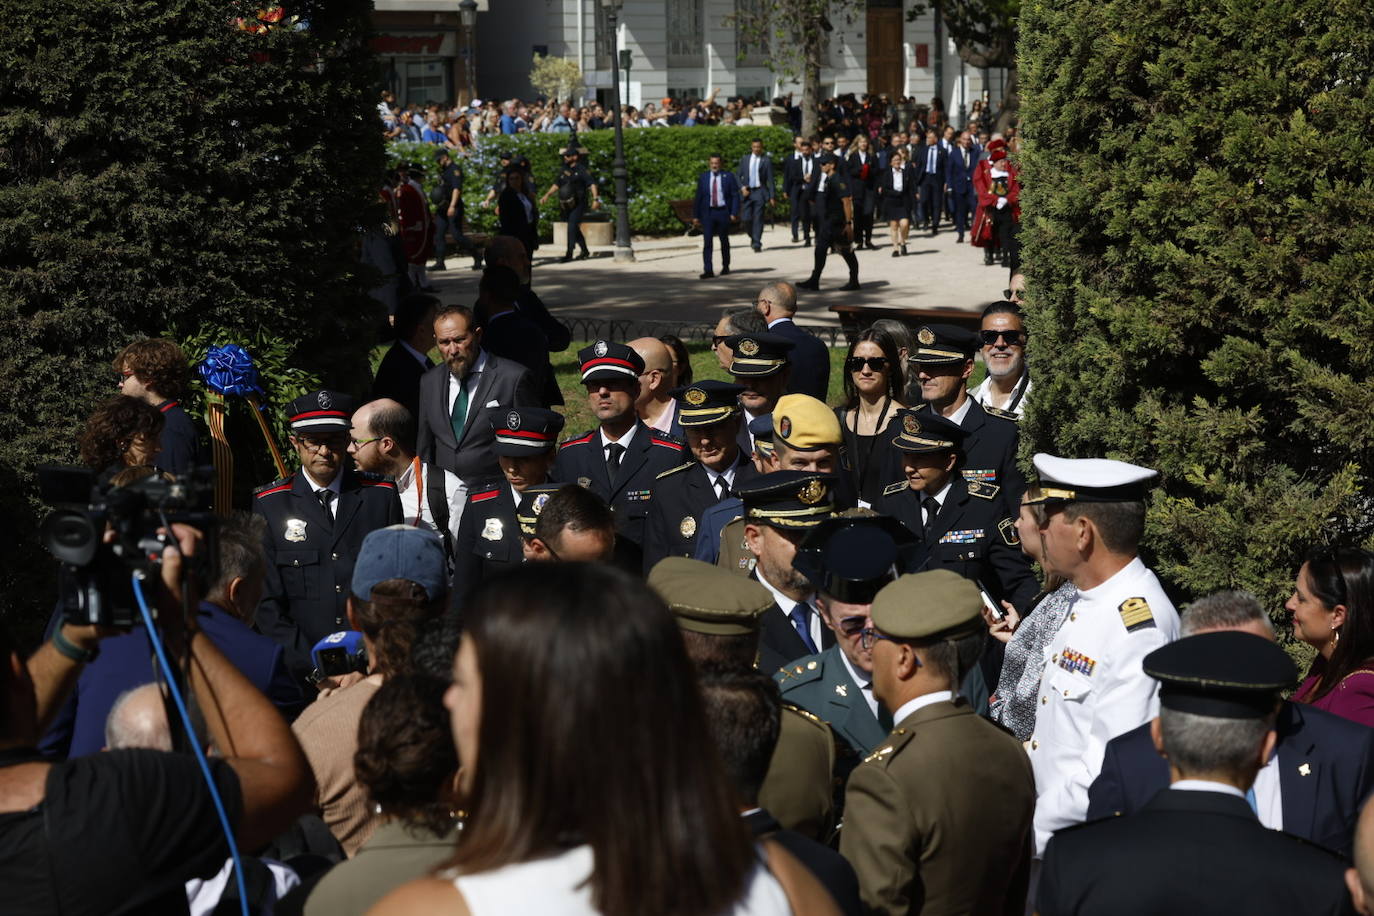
[651,438,684,450]
[561,434,596,448]
[255,484,292,498]
[471,490,501,502]
[360,480,397,488]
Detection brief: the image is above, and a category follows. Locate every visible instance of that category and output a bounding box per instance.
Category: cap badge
[533,493,551,515]
[798,478,825,505]
[738,338,760,357]
[679,516,697,538]
[481,518,504,541]
[917,327,936,346]
[594,340,609,357]
[778,415,792,439]
[284,518,307,542]
[317,391,332,410]
[685,387,707,406]
[902,414,921,436]
[577,476,592,488]
[506,411,521,430]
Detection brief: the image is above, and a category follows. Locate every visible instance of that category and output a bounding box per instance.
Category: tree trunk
[994,67,1019,134]
[800,21,822,137]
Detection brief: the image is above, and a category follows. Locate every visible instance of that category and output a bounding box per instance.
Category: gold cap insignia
[903,414,921,436]
[798,478,826,505]
[679,516,697,538]
[685,387,707,406]
[738,338,760,356]
[917,326,936,346]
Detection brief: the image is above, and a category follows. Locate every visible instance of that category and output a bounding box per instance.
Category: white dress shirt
[598,424,638,462]
[839,650,881,719]
[755,570,824,650]
[892,690,954,727]
[445,349,489,427]
[394,458,467,543]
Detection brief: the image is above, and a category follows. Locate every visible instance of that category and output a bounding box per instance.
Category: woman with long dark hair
[835,328,905,507]
[497,168,539,258]
[78,395,165,477]
[370,564,834,915]
[1289,547,1374,727]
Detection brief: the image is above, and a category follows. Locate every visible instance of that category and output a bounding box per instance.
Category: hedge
[0,0,384,636]
[389,123,798,237]
[1016,0,1374,620]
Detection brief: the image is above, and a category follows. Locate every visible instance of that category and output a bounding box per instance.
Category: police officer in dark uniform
[451,406,564,599]
[875,409,1037,615]
[798,152,860,292]
[253,391,403,680]
[429,147,468,272]
[539,147,601,263]
[643,380,759,573]
[552,341,685,559]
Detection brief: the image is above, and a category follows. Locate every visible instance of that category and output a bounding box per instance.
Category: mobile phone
[978,582,1004,622]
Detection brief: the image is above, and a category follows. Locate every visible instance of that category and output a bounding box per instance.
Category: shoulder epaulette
[253,476,293,498]
[358,471,397,489]
[781,703,829,731]
[967,479,1001,500]
[882,480,908,496]
[470,487,503,503]
[1118,597,1156,633]
[983,405,1020,422]
[861,726,916,766]
[775,655,826,687]
[560,431,596,449]
[656,461,695,479]
[650,436,685,451]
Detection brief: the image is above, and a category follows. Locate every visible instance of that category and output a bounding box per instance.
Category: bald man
[754,281,830,400]
[349,398,466,554]
[104,684,172,752]
[630,337,684,440]
[487,234,570,407]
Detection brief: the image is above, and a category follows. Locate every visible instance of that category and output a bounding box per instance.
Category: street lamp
[458,0,477,104]
[602,0,635,262]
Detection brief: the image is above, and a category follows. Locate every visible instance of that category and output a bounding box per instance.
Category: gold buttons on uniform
[1041,696,1047,705]
[807,660,818,670]
[1031,740,1039,750]
[1069,612,1077,622]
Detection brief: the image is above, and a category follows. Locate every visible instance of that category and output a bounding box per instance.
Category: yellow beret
[774,394,841,452]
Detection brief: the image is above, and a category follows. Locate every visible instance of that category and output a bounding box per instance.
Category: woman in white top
[369,563,837,916]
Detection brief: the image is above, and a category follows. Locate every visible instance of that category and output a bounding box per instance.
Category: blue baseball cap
[351,525,448,602]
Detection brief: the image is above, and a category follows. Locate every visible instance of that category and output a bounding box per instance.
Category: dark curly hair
[354,674,460,837]
[78,396,165,471]
[350,578,446,677]
[112,339,189,400]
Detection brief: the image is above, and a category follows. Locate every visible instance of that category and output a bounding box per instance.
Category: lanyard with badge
[410,456,424,524]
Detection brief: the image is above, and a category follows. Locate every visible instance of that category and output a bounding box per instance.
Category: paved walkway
[430,219,1011,338]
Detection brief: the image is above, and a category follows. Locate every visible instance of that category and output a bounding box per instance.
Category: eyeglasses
[712,335,729,348]
[845,356,889,373]
[1002,288,1026,301]
[296,435,349,452]
[838,615,868,637]
[350,436,380,449]
[979,329,1027,347]
[859,628,910,656]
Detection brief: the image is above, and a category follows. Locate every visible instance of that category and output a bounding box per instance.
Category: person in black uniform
[253,391,403,680]
[429,147,468,272]
[551,340,686,559]
[643,380,759,573]
[783,137,816,245]
[797,153,860,292]
[844,134,879,250]
[874,409,1037,614]
[113,338,200,477]
[485,235,570,409]
[911,323,1025,498]
[451,406,563,598]
[1039,631,1353,916]
[370,292,437,418]
[539,147,600,263]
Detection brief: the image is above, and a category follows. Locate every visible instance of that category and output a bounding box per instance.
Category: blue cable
[132,572,251,916]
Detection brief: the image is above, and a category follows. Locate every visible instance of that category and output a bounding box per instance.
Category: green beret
[648,557,773,635]
[870,570,984,641]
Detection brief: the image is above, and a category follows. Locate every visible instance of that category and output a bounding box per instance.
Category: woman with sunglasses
[1288,547,1374,727]
[835,328,905,507]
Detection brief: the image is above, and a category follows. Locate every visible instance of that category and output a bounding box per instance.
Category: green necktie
[450,379,470,442]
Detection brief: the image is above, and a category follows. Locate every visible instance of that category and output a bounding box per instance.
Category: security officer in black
[798,152,860,292]
[451,406,564,600]
[552,341,686,564]
[643,380,760,573]
[539,147,601,263]
[253,391,404,680]
[430,147,467,271]
[874,409,1037,614]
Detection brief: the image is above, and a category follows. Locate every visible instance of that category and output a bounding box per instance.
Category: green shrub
[0,0,384,637]
[1016,0,1374,619]
[389,124,797,237]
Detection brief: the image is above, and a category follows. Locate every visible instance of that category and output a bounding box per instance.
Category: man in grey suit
[736,138,776,252]
[417,303,538,482]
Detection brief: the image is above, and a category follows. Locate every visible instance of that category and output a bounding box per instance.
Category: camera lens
[41,510,99,567]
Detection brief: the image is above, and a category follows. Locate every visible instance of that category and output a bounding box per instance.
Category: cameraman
[40,510,305,759]
[0,525,314,914]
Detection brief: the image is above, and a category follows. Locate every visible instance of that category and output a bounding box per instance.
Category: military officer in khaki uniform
[840,570,1036,916]
[648,556,838,843]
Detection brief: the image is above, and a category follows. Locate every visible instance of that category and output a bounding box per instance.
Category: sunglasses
[979,329,1027,347]
[1003,288,1026,300]
[838,615,868,636]
[845,356,889,373]
[712,335,729,348]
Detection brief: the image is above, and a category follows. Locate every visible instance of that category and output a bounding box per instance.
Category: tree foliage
[1017,0,1374,620]
[529,53,583,103]
[0,0,385,634]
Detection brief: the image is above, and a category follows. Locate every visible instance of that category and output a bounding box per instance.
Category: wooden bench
[829,304,982,344]
[669,199,747,237]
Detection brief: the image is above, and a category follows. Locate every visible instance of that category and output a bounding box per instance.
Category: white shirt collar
[766,317,793,328]
[704,464,736,489]
[947,395,973,426]
[1077,557,1147,601]
[599,424,638,451]
[1170,779,1247,801]
[308,470,343,496]
[400,340,430,368]
[756,569,814,615]
[838,650,880,719]
[925,479,954,506]
[893,690,954,726]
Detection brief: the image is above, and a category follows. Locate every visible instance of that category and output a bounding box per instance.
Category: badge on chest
[284,518,307,542]
[481,518,504,541]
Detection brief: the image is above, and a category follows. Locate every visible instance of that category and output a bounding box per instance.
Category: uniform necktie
[922,494,941,540]
[450,378,470,442]
[789,603,818,654]
[803,158,811,180]
[317,489,334,524]
[606,442,625,477]
[715,475,729,502]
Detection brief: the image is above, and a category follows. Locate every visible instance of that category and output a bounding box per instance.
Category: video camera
[310,630,368,683]
[38,465,218,629]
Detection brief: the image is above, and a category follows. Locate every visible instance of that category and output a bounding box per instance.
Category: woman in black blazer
[877,149,917,256]
[845,134,879,249]
[497,168,540,258]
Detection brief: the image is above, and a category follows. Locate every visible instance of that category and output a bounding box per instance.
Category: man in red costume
[971,138,1021,271]
[396,163,435,291]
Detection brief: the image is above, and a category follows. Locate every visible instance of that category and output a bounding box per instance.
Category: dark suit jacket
[783,153,816,193]
[745,809,861,916]
[735,152,776,201]
[154,400,200,477]
[516,284,569,408]
[914,142,948,183]
[844,150,878,194]
[497,186,539,255]
[757,586,836,677]
[1040,789,1353,916]
[693,170,741,221]
[769,318,830,401]
[550,421,686,548]
[480,308,550,405]
[945,145,978,194]
[876,164,917,212]
[370,341,431,418]
[918,399,1026,499]
[416,353,537,482]
[1086,700,1374,857]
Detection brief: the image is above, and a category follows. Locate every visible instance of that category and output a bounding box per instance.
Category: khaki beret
[870,570,984,641]
[648,557,773,635]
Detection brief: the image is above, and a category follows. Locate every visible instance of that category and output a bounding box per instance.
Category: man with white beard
[970,301,1032,420]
